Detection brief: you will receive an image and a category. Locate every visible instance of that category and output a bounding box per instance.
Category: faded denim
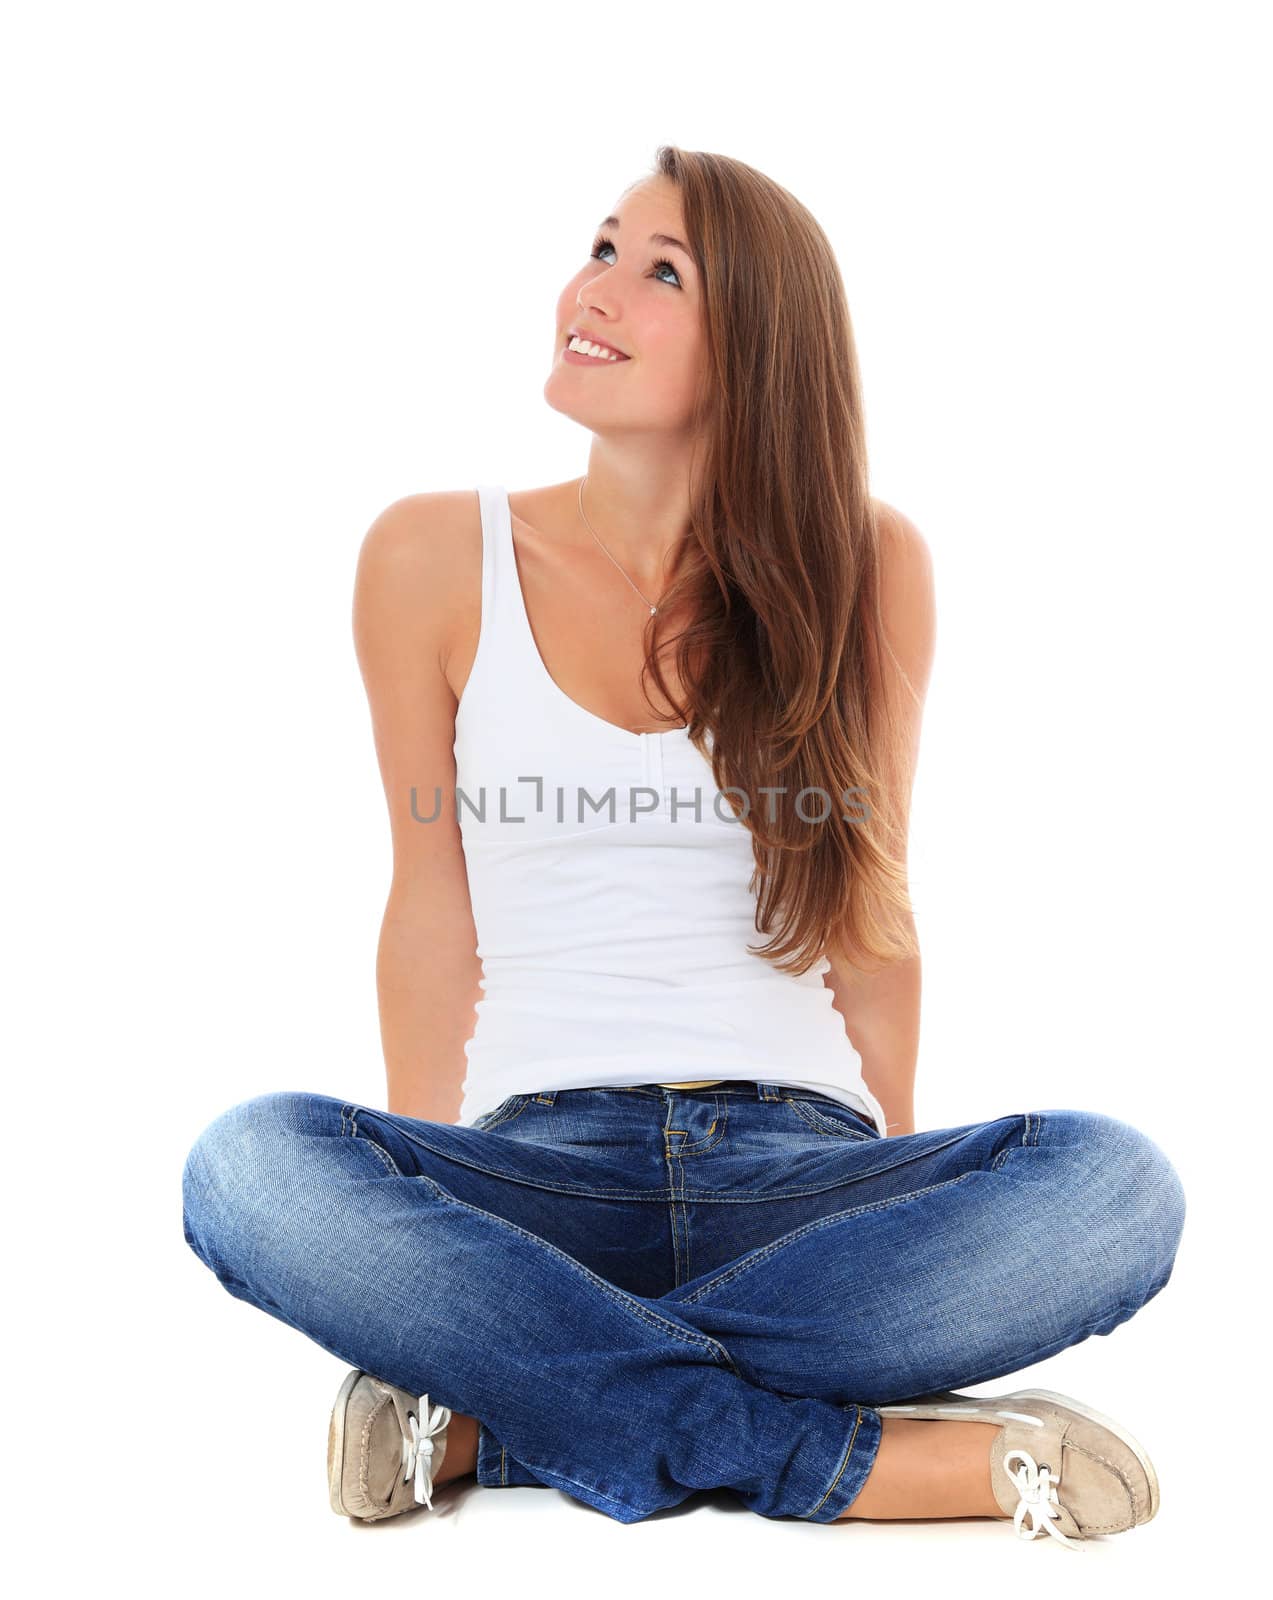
[180,1082,1186,1524]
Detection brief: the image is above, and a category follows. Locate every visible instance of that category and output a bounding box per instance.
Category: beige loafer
[327,1367,452,1521]
[876,1386,1160,1549]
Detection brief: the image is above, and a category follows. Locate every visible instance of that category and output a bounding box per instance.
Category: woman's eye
[588,234,681,289]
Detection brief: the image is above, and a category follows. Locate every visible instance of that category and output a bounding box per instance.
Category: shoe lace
[401,1395,452,1510]
[1003,1448,1084,1549]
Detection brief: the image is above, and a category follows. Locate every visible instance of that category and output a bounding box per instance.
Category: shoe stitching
[359,1386,393,1513]
[993,1419,1142,1537]
[1060,1437,1142,1533]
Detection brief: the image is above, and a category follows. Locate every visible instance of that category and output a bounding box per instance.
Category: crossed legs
[182,1094,1185,1523]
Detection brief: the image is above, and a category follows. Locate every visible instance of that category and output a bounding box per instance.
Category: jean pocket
[471,1094,530,1132]
[782,1094,878,1140]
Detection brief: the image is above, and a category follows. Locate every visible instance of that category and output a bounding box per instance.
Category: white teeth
[569,335,621,361]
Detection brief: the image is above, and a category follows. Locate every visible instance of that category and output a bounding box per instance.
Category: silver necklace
[577,476,660,615]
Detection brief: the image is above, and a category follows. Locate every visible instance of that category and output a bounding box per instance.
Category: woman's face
[544,176,704,436]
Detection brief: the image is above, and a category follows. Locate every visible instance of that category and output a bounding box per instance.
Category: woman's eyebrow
[597,216,692,260]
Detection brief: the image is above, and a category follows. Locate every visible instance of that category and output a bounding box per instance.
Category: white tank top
[452,485,888,1138]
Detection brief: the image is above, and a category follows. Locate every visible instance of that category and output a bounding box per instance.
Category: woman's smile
[562,342,631,366]
[562,331,631,364]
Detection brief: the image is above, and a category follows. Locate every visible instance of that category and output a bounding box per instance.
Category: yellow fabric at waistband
[654,1079,727,1089]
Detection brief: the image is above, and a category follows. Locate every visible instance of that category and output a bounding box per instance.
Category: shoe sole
[877,1385,1160,1523]
[327,1366,366,1517]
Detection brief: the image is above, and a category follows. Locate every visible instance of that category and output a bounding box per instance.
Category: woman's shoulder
[353,491,486,687]
[865,498,937,724]
[870,498,936,619]
[871,497,932,569]
[358,488,483,563]
[356,488,487,604]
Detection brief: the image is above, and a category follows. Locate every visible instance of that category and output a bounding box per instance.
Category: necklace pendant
[650,604,658,615]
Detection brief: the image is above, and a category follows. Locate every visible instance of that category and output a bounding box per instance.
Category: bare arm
[826,950,922,1137]
[352,493,482,1124]
[823,501,937,1136]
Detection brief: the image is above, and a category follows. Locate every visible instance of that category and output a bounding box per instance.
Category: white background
[4,0,1266,1590]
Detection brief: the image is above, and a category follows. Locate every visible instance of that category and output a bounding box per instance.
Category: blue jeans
[180,1082,1186,1524]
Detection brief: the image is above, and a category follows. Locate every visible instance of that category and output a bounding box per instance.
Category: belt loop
[534,1089,559,1104]
[755,1081,783,1101]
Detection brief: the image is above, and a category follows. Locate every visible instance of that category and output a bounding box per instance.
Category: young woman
[181,146,1187,1546]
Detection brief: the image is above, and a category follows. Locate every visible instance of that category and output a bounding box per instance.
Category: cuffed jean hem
[799,1403,883,1522]
[477,1420,544,1488]
[475,1402,884,1521]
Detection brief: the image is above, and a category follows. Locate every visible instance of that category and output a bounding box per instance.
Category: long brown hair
[635,145,921,978]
